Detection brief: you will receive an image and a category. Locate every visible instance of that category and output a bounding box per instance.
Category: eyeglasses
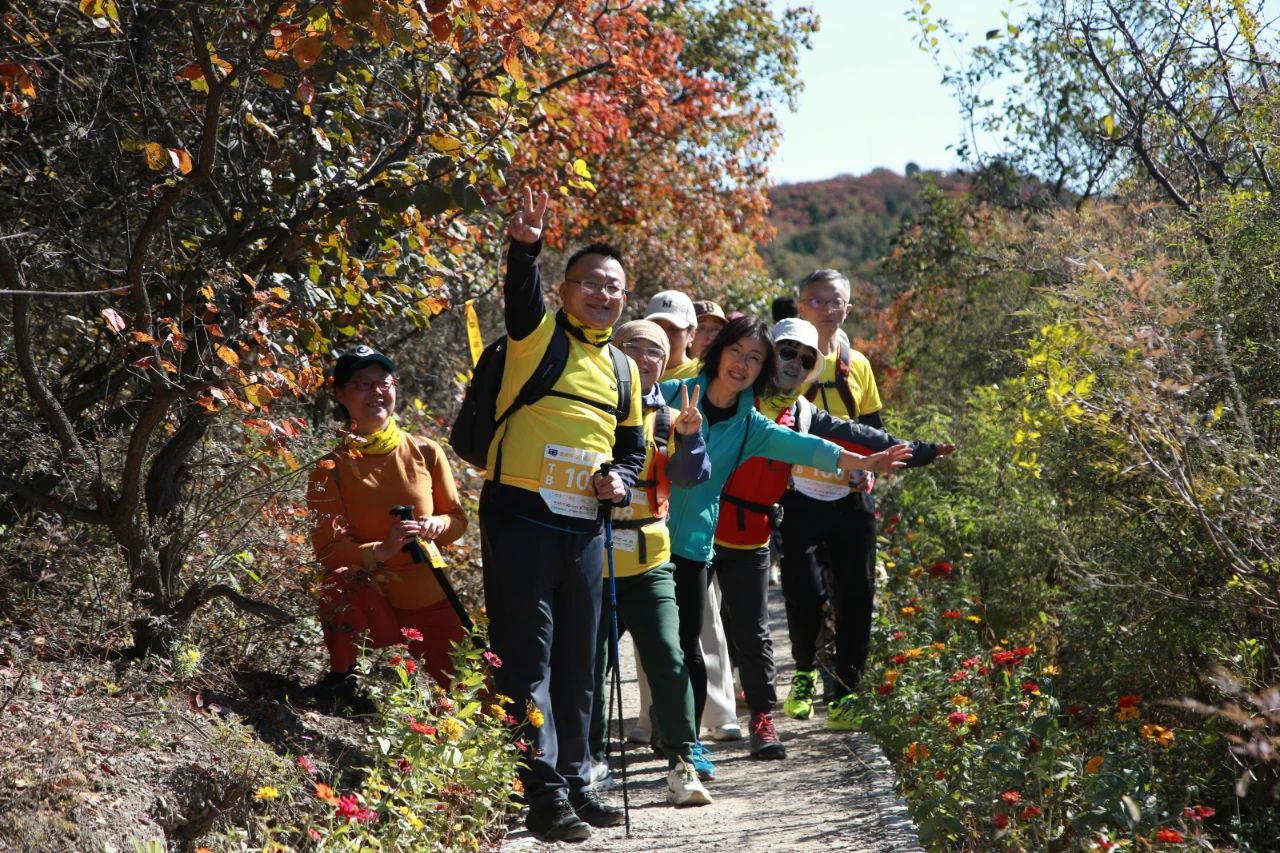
[350,378,397,393]
[777,343,817,370]
[620,342,667,363]
[567,278,628,299]
[805,296,848,311]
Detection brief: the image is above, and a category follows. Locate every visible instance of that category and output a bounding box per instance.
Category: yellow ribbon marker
[464,299,484,366]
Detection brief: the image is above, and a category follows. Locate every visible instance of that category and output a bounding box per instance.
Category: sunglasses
[777,343,817,371]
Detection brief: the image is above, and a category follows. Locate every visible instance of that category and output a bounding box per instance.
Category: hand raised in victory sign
[507,184,549,246]
[673,383,703,436]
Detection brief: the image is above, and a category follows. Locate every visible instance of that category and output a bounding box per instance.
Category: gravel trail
[504,586,924,852]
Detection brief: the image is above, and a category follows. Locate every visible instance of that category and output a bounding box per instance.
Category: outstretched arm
[503,186,550,341]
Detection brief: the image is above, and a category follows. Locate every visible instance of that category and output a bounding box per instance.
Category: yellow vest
[609,407,671,577]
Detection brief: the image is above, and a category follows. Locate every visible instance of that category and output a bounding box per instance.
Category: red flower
[1116,694,1142,708]
[947,710,968,726]
[435,697,454,714]
[888,514,901,524]
[942,609,963,619]
[1021,680,1041,694]
[1001,790,1021,804]
[876,682,894,695]
[1066,703,1081,716]
[947,670,970,683]
[1182,805,1215,820]
[1014,646,1033,657]
[992,650,1018,667]
[515,738,529,753]
[400,627,424,643]
[483,650,503,669]
[1155,828,1184,843]
[1092,839,1116,851]
[934,770,946,780]
[893,654,908,665]
[993,814,1009,830]
[397,757,413,774]
[961,656,981,669]
[335,794,376,822]
[296,754,317,776]
[1020,805,1042,819]
[930,561,953,577]
[403,659,417,675]
[977,665,989,676]
[1025,736,1041,754]
[892,630,906,640]
[409,719,436,737]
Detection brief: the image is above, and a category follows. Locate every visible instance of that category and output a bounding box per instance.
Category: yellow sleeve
[850,350,883,415]
[621,356,644,428]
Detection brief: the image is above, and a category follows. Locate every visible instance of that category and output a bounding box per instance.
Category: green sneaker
[784,669,817,719]
[827,693,858,731]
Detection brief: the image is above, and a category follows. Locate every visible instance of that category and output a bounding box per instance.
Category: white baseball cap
[772,317,820,351]
[644,290,697,330]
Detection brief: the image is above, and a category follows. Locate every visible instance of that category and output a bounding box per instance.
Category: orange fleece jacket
[307,435,467,610]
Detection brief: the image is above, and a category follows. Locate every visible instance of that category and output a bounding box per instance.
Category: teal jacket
[659,372,844,562]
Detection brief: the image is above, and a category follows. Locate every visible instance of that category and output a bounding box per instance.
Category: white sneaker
[667,758,712,806]
[588,758,611,788]
[710,722,742,742]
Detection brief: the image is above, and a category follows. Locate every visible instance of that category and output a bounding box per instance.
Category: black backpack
[449,311,632,474]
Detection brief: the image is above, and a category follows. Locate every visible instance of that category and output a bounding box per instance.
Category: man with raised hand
[480,187,645,843]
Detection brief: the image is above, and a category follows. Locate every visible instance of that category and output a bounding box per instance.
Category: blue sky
[770,1,1008,184]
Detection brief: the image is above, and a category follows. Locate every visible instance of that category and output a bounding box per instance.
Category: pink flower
[335,794,376,822]
[400,627,424,643]
[947,711,967,726]
[483,650,503,669]
[961,656,981,669]
[296,754,317,776]
[308,827,323,841]
[1182,805,1215,820]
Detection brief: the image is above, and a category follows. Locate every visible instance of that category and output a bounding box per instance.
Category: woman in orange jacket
[306,345,468,702]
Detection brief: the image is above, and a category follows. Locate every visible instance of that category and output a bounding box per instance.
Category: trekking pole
[389,505,473,632]
[598,463,631,836]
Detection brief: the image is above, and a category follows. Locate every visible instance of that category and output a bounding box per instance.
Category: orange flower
[904,742,931,763]
[1085,755,1104,774]
[1001,790,1021,804]
[884,669,900,684]
[314,782,339,805]
[1116,706,1140,722]
[1140,724,1175,747]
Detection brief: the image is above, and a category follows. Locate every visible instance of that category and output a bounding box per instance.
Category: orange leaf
[143,142,167,171]
[176,62,205,80]
[428,14,451,41]
[331,25,354,50]
[502,48,522,81]
[131,330,160,345]
[159,359,178,374]
[316,458,336,470]
[516,28,539,48]
[259,69,286,89]
[292,36,324,70]
[168,147,193,175]
[100,307,126,332]
[215,344,240,366]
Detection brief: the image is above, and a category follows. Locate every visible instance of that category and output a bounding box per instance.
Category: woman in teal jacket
[657,315,908,780]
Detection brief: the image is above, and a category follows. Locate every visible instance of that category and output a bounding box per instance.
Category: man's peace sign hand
[508,185,548,246]
[673,383,703,436]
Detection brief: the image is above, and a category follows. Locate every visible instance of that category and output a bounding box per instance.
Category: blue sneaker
[690,739,716,781]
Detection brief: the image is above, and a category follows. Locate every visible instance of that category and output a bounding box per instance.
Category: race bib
[539,444,608,520]
[791,464,852,501]
[613,487,650,523]
[612,529,639,553]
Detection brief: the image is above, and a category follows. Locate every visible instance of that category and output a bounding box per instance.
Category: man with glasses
[480,187,646,842]
[782,269,895,729]
[712,318,952,759]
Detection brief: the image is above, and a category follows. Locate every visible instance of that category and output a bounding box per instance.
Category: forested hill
[761,168,968,287]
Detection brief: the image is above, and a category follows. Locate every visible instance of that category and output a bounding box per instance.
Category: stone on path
[503,588,925,852]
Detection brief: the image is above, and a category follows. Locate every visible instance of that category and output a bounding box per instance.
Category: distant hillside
[761,167,968,287]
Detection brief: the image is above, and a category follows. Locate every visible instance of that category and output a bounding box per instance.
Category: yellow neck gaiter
[347,417,404,455]
[760,392,800,421]
[564,310,614,346]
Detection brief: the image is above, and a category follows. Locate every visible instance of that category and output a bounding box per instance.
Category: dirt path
[504,587,924,852]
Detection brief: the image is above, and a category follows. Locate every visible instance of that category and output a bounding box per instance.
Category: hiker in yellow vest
[480,187,645,842]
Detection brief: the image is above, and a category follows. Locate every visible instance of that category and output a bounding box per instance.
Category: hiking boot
[749,711,786,760]
[690,739,716,781]
[569,787,626,827]
[784,669,817,719]
[827,693,859,731]
[526,798,591,842]
[667,758,713,806]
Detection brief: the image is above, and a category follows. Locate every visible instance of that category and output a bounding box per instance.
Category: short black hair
[564,242,625,278]
[700,315,778,396]
[771,296,797,322]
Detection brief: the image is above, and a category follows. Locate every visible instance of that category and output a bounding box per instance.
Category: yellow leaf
[427,133,461,153]
[143,142,167,171]
[1103,114,1115,137]
[215,344,240,366]
[572,158,591,179]
[245,384,273,408]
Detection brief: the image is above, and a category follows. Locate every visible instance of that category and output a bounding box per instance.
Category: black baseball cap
[333,344,395,386]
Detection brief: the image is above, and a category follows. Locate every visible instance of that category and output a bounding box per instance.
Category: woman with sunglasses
[711,318,955,759]
[306,345,468,706]
[657,315,913,780]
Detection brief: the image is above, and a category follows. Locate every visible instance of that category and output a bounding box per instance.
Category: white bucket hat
[772,317,824,385]
[644,290,697,330]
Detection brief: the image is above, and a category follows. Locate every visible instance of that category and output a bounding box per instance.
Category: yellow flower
[1116,706,1140,722]
[966,614,983,624]
[496,694,514,706]
[908,567,924,579]
[900,605,919,616]
[399,805,425,830]
[904,647,925,660]
[1041,664,1060,676]
[931,642,947,651]
[951,695,970,707]
[1140,724,1175,747]
[512,777,525,795]
[526,700,545,728]
[490,704,507,718]
[254,785,279,800]
[965,713,979,725]
[1085,755,1104,774]
[438,717,465,742]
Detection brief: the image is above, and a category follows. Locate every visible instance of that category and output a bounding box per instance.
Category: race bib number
[613,487,650,523]
[791,464,852,501]
[612,529,639,553]
[539,444,608,520]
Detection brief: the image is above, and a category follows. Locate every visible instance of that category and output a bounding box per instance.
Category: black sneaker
[570,787,626,827]
[526,798,591,842]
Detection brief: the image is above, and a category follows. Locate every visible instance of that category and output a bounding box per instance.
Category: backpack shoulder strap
[652,400,672,451]
[491,317,571,479]
[794,397,814,434]
[831,338,860,416]
[607,342,632,424]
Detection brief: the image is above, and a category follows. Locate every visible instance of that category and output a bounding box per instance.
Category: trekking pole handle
[389,505,430,564]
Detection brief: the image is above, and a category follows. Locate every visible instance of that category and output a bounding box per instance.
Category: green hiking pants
[590,562,696,767]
